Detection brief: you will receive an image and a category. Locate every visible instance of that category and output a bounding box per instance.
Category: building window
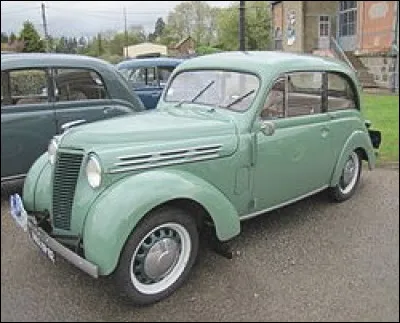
[319,16,330,37]
[339,1,357,37]
[274,27,283,50]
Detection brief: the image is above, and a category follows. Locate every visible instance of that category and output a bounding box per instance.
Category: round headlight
[48,139,58,165]
[86,155,102,188]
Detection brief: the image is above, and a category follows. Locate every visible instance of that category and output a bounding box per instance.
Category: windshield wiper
[175,80,215,107]
[223,89,256,109]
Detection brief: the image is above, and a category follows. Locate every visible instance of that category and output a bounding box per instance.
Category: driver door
[253,72,336,211]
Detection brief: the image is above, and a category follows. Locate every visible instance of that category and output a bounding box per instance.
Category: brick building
[271,1,399,90]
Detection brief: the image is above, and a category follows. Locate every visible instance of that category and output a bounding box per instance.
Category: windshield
[165,70,260,112]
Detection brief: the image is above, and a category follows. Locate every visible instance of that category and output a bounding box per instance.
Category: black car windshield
[165,70,259,112]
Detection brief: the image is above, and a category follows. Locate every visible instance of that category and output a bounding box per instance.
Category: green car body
[20,51,379,305]
[1,53,144,181]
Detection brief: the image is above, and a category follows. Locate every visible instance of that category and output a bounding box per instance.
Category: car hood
[59,107,239,173]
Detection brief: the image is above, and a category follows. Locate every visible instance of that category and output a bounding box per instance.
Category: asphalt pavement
[1,168,399,322]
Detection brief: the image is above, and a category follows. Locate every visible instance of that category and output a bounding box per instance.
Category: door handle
[150,92,160,98]
[321,127,330,138]
[103,107,114,114]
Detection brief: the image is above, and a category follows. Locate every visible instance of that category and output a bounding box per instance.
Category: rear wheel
[329,151,362,202]
[113,207,199,305]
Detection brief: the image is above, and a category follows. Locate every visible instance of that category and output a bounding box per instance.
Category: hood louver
[110,145,223,173]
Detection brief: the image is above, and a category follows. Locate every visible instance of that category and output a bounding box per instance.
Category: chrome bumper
[28,218,99,278]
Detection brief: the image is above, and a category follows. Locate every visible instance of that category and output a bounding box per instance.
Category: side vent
[111,145,222,173]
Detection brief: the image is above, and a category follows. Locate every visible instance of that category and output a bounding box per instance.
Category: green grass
[362,93,399,163]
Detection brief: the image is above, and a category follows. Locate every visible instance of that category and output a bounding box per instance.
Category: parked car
[1,53,144,182]
[116,57,183,109]
[11,51,381,305]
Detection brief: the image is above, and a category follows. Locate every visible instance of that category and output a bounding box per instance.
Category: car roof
[116,57,184,69]
[1,52,115,72]
[175,51,357,81]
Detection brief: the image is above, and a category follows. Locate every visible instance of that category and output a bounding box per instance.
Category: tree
[148,17,166,42]
[162,1,218,47]
[18,21,45,52]
[9,32,17,43]
[1,32,8,43]
[217,1,271,51]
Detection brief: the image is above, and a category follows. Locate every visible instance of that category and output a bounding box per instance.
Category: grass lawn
[362,93,399,164]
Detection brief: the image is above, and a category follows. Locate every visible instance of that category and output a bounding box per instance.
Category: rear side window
[2,69,49,106]
[327,73,357,110]
[120,67,157,88]
[287,72,323,117]
[53,68,108,102]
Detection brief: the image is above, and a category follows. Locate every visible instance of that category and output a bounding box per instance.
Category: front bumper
[27,216,99,278]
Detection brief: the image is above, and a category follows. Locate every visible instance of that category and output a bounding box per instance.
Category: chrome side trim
[27,218,99,278]
[110,153,220,174]
[1,174,26,183]
[117,144,222,161]
[115,147,222,167]
[240,185,329,221]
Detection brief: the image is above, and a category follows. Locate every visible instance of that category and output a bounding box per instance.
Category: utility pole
[124,7,128,58]
[239,1,246,51]
[41,1,50,52]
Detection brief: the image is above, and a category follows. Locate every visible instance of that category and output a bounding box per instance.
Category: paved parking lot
[1,168,399,322]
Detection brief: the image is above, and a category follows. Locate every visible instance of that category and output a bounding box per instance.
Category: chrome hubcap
[144,238,179,280]
[130,223,191,295]
[339,152,359,195]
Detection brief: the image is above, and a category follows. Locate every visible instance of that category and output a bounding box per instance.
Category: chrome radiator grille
[52,152,83,230]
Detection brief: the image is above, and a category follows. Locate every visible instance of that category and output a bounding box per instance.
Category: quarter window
[287,72,323,117]
[53,68,107,102]
[261,78,285,119]
[327,73,357,110]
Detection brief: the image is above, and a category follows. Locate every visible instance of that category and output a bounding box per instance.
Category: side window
[127,67,157,87]
[54,68,107,102]
[327,73,357,110]
[4,69,49,106]
[287,72,323,117]
[260,78,285,120]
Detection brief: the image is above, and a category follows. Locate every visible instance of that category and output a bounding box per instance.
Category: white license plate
[9,193,27,231]
[29,230,56,263]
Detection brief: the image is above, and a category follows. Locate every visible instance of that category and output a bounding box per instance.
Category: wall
[125,43,167,58]
[304,1,338,52]
[357,1,396,53]
[281,1,305,52]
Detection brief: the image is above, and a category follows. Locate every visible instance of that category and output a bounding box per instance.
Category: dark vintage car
[116,57,183,109]
[1,53,144,182]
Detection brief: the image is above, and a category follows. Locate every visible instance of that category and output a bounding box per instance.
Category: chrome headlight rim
[86,154,102,189]
[48,138,58,165]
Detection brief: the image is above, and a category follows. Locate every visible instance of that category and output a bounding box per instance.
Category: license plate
[29,229,56,263]
[9,193,27,231]
[9,193,55,263]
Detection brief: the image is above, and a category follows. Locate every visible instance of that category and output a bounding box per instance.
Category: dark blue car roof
[116,57,184,69]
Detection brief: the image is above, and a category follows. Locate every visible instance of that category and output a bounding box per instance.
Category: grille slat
[52,152,83,230]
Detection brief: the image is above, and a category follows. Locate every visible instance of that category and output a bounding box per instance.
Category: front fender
[22,153,51,212]
[83,169,240,276]
[330,130,376,187]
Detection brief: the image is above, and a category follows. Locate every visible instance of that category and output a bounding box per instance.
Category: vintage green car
[10,51,381,305]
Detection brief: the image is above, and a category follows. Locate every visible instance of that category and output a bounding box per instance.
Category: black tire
[113,206,199,306]
[329,150,362,202]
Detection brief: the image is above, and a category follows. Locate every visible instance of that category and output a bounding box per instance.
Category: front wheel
[329,151,362,202]
[113,207,199,305]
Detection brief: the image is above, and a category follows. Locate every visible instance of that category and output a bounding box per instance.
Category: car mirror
[259,120,275,136]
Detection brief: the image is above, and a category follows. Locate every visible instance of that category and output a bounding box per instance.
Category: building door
[338,1,357,51]
[318,15,331,49]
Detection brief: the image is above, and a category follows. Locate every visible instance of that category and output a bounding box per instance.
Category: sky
[1,1,233,38]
